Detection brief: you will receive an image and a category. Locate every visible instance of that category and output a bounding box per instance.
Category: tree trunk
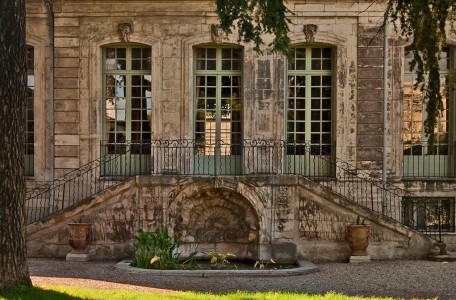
[0,0,32,289]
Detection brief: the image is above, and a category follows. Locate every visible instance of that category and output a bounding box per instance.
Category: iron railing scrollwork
[25,139,453,241]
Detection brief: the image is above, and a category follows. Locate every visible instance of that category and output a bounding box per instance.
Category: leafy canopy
[385,0,456,145]
[216,0,292,53]
[215,0,456,144]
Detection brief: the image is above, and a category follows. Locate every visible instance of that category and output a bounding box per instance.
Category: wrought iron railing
[26,139,452,241]
[402,197,455,242]
[403,142,456,178]
[25,142,149,224]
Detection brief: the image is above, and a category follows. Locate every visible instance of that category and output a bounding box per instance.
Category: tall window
[193,47,242,174]
[25,46,34,176]
[102,45,151,175]
[286,47,334,176]
[403,48,452,178]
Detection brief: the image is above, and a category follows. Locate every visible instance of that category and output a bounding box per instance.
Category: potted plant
[68,218,91,253]
[345,216,370,256]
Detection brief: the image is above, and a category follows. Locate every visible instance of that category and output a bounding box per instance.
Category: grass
[0,285,396,300]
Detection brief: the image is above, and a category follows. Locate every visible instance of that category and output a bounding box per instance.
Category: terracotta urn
[345,224,370,256]
[68,223,91,253]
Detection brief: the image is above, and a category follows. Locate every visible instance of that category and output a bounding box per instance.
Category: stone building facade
[25,0,456,261]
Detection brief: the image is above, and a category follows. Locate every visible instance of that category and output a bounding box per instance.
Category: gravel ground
[29,258,456,299]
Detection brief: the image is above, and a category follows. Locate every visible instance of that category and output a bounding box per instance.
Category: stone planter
[346,224,370,256]
[68,223,91,253]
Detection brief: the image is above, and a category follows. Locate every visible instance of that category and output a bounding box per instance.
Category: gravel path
[29,258,456,299]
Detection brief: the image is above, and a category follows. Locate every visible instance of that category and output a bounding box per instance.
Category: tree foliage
[215,0,456,144]
[216,0,292,53]
[385,0,456,145]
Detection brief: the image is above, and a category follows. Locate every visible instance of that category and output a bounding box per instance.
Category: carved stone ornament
[303,24,318,42]
[211,24,224,43]
[118,23,132,43]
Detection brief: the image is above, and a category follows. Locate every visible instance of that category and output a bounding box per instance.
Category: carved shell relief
[172,189,259,244]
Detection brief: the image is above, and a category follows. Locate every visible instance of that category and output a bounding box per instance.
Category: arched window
[403,47,452,178]
[101,44,152,175]
[286,46,334,176]
[193,46,242,175]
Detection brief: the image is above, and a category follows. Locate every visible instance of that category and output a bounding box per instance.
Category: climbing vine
[385,0,456,145]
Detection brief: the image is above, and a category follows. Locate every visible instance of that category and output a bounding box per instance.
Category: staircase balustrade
[25,139,447,242]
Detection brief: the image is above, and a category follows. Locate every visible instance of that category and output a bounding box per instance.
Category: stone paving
[29,258,456,299]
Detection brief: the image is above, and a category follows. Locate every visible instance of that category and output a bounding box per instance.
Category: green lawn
[0,285,395,300]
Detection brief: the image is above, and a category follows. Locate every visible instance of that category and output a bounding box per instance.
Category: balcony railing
[402,197,455,241]
[100,140,335,177]
[403,142,456,178]
[26,139,451,241]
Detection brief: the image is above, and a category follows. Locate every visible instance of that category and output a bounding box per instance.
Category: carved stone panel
[118,23,132,42]
[211,24,224,43]
[171,188,259,244]
[303,24,318,42]
[298,197,350,241]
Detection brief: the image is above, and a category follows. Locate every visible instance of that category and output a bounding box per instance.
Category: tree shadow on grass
[0,285,84,300]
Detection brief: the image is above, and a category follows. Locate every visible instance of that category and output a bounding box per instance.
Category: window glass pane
[102,45,152,157]
[402,46,450,170]
[287,47,333,155]
[193,47,243,160]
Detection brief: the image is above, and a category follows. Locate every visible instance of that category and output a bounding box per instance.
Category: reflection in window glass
[403,47,450,155]
[194,47,242,156]
[287,47,333,156]
[403,197,455,232]
[102,45,152,154]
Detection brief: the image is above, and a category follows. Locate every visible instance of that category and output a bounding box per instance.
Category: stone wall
[25,0,389,181]
[27,175,434,262]
[24,0,456,262]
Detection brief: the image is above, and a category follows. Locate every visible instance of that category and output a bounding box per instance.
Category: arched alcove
[168,179,266,260]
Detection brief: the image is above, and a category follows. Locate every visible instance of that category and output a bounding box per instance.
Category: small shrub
[204,251,236,269]
[254,258,276,269]
[132,228,180,270]
[180,247,200,270]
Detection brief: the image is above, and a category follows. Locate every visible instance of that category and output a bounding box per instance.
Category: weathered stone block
[358,112,383,123]
[55,145,79,157]
[357,100,383,112]
[55,122,79,134]
[55,26,80,37]
[54,88,79,100]
[55,68,79,78]
[358,47,383,58]
[358,68,383,79]
[358,58,383,68]
[55,135,80,146]
[357,135,383,147]
[358,79,383,90]
[357,123,382,134]
[358,89,383,101]
[55,37,80,48]
[55,18,80,27]
[55,57,79,68]
[357,147,382,160]
[55,100,79,111]
[54,47,79,58]
[55,157,79,168]
[55,78,79,89]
